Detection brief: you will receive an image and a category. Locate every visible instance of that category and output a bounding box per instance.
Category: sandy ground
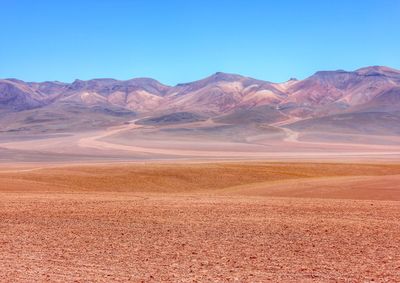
[1,162,400,282]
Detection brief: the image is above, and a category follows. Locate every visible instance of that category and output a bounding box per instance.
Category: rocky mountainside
[1,66,399,134]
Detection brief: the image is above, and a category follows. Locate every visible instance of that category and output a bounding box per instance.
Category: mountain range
[1,66,400,135]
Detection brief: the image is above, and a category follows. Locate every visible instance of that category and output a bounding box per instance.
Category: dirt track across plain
[2,116,400,163]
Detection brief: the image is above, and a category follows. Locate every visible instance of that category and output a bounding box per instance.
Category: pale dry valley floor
[1,117,400,163]
[1,162,400,282]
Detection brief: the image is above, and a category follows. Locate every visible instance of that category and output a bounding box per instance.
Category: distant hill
[1,66,399,134]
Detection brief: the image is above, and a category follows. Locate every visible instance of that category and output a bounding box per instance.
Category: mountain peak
[175,72,246,88]
[4,78,27,84]
[208,72,245,82]
[313,69,350,77]
[125,77,168,86]
[355,66,400,76]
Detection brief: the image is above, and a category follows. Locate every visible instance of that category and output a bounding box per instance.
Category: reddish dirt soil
[1,162,400,282]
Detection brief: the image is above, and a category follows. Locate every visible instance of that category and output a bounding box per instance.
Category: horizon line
[2,65,398,87]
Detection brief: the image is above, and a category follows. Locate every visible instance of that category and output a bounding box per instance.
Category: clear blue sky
[1,0,399,85]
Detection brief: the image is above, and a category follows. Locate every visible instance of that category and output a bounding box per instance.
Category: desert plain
[1,160,400,282]
[1,119,400,282]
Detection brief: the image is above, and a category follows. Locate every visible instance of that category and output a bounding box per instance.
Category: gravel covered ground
[1,162,400,282]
